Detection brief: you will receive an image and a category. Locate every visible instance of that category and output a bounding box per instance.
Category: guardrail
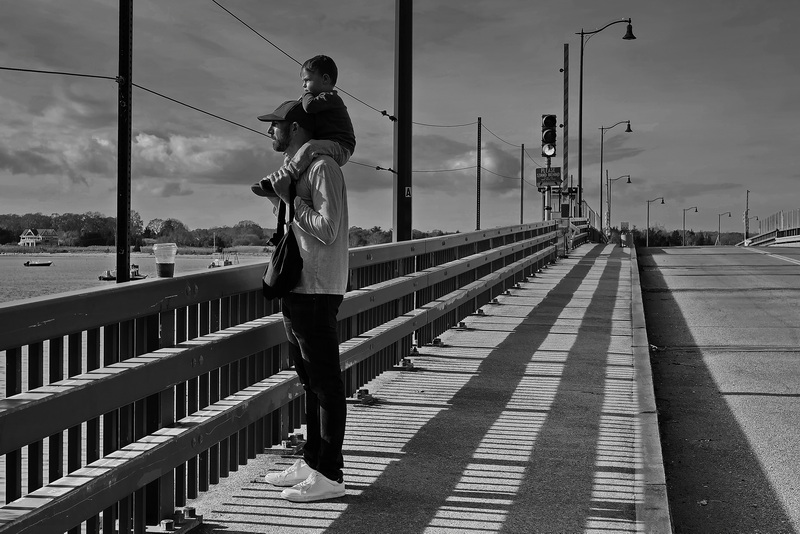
[740,208,800,246]
[0,221,559,534]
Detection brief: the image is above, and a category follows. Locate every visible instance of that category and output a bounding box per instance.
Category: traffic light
[542,114,557,158]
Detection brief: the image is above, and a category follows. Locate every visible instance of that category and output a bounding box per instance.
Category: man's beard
[272,137,290,153]
[272,125,291,153]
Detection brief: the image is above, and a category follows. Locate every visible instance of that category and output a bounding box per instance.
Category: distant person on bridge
[252,55,355,198]
[256,98,350,503]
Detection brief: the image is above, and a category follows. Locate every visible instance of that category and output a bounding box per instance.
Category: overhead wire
[133,83,269,137]
[481,122,522,148]
[137,83,395,171]
[0,65,116,81]
[210,1,548,178]
[413,120,478,128]
[524,148,546,168]
[211,0,395,121]
[414,165,477,173]
[0,64,396,171]
[211,0,299,67]
[1,15,543,186]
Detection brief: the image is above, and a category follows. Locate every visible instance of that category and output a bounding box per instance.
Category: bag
[262,182,303,300]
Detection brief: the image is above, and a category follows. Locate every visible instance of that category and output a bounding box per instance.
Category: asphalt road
[640,245,800,534]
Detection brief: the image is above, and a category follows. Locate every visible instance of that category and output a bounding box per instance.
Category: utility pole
[562,43,569,215]
[519,144,524,224]
[116,0,132,283]
[476,117,482,230]
[392,0,412,241]
[744,189,750,241]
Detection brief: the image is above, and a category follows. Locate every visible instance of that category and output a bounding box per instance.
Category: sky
[1,0,799,235]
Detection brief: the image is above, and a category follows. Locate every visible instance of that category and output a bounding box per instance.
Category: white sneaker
[264,459,313,487]
[281,471,346,502]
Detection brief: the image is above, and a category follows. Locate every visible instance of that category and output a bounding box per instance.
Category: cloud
[0,134,115,188]
[582,133,646,166]
[0,145,61,175]
[150,180,194,198]
[131,132,277,185]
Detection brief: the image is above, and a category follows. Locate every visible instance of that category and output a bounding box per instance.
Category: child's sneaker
[281,471,346,502]
[250,178,278,198]
[264,459,313,487]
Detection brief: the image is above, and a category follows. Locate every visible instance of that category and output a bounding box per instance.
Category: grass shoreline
[0,245,270,256]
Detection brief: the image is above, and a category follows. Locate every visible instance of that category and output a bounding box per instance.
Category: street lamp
[606,174,631,233]
[576,18,636,217]
[646,197,665,248]
[599,121,632,233]
[717,212,731,245]
[682,207,698,246]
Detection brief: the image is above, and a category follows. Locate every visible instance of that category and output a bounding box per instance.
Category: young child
[252,55,356,197]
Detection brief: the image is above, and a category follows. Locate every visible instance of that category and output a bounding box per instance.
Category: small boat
[208,251,239,268]
[99,264,148,281]
[24,260,53,267]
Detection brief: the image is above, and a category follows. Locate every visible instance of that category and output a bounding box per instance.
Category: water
[0,252,266,303]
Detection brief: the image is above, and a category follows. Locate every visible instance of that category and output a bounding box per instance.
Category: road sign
[535,167,562,188]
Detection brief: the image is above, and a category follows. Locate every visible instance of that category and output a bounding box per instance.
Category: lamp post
[599,121,632,233]
[682,206,698,246]
[576,18,636,217]
[646,197,665,248]
[606,174,631,233]
[717,211,731,245]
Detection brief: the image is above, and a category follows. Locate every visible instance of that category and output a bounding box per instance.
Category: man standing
[256,100,349,502]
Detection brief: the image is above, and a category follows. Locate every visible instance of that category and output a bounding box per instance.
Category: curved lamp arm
[600,120,632,134]
[578,18,635,44]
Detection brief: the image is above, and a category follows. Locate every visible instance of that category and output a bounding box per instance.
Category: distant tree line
[606,225,745,247]
[0,212,450,250]
[348,226,449,247]
[0,211,269,250]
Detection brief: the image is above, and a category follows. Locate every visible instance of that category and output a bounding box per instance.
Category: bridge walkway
[186,244,670,534]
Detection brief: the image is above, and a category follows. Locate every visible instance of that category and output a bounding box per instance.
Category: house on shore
[19,228,59,247]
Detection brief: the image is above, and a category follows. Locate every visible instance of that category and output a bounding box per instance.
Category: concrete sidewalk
[188,244,671,534]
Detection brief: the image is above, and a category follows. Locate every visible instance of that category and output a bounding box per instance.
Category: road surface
[640,245,800,534]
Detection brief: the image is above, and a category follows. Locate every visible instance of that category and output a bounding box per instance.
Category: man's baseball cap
[257,99,315,131]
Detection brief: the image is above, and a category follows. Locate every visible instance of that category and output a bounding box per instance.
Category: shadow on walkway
[195,245,644,533]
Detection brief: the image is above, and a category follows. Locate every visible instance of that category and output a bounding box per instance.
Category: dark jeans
[281,292,346,482]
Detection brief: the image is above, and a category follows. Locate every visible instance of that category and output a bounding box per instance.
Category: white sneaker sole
[265,475,309,487]
[281,486,346,502]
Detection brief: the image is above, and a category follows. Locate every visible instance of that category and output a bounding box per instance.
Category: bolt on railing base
[146,507,203,534]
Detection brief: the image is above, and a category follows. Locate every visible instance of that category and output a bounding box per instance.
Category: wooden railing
[0,221,558,534]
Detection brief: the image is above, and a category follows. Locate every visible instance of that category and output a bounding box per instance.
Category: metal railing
[0,221,559,534]
[743,208,800,246]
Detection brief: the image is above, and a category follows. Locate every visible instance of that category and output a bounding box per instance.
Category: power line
[480,166,520,181]
[413,165,477,173]
[0,65,117,82]
[133,83,269,137]
[1,34,541,186]
[349,160,395,173]
[134,83,398,172]
[523,148,545,168]
[413,120,478,128]
[481,123,522,148]
[211,0,299,67]
[211,0,395,121]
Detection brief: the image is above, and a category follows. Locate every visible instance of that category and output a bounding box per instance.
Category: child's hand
[267,167,293,204]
